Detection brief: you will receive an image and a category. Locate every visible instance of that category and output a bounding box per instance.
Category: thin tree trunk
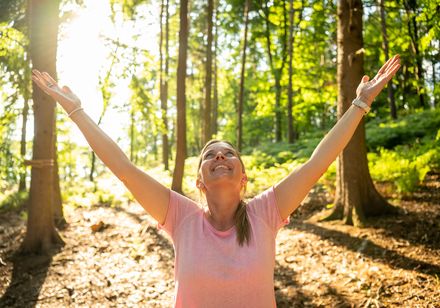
[237,0,251,151]
[431,45,437,108]
[130,108,135,162]
[19,81,30,192]
[211,0,219,137]
[160,0,170,170]
[287,0,295,143]
[172,0,189,194]
[324,0,392,226]
[90,50,117,182]
[53,132,66,228]
[21,0,64,254]
[379,0,397,119]
[404,1,426,108]
[263,0,288,142]
[202,0,214,145]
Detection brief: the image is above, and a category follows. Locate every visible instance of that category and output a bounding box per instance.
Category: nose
[215,151,225,160]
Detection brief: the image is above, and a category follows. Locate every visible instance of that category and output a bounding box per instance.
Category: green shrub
[368,137,439,193]
[0,190,28,212]
[366,109,440,150]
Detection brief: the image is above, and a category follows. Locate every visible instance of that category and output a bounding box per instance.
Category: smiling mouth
[212,165,231,172]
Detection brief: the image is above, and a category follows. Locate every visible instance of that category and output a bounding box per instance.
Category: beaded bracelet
[67,107,84,117]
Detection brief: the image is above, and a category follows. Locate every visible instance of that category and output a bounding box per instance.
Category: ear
[196,178,206,192]
[241,174,248,185]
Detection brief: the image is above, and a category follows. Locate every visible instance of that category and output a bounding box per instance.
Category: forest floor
[0,172,439,307]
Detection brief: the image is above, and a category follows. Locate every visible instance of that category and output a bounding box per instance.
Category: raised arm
[32,70,169,224]
[274,55,401,220]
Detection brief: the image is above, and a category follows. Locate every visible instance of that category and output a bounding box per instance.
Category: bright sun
[56,0,159,146]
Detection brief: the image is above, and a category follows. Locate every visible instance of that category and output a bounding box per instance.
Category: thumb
[361,75,370,83]
[62,86,72,93]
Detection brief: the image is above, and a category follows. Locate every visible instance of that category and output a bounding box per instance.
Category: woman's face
[197,142,247,193]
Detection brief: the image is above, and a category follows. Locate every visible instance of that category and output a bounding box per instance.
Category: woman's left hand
[356,54,401,106]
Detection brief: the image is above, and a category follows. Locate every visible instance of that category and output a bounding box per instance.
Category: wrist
[67,106,84,118]
[352,98,370,115]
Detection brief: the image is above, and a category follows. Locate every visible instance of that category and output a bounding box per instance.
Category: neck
[204,188,241,231]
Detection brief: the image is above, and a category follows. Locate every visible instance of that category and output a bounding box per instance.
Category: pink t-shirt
[158,186,289,308]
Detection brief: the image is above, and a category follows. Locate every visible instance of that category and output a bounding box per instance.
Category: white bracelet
[67,107,83,117]
[352,98,370,115]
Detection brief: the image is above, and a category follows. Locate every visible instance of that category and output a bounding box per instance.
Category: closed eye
[204,153,215,159]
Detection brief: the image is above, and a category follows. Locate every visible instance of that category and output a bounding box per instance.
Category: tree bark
[378,0,397,119]
[160,0,170,170]
[287,0,296,143]
[211,0,219,137]
[237,0,251,151]
[19,64,30,192]
[325,0,392,226]
[202,0,214,145]
[171,0,189,194]
[404,0,426,108]
[21,0,64,254]
[53,132,66,228]
[263,0,288,142]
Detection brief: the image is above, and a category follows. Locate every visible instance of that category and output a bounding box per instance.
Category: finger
[379,62,400,85]
[385,62,401,82]
[62,85,72,93]
[384,56,400,75]
[42,72,58,85]
[362,75,370,83]
[377,54,398,75]
[40,72,59,89]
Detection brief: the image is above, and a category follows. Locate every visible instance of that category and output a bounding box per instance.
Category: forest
[0,0,439,306]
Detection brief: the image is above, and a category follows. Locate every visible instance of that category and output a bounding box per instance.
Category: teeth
[214,165,229,171]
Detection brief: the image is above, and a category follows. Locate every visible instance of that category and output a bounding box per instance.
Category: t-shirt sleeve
[247,186,290,234]
[157,190,200,241]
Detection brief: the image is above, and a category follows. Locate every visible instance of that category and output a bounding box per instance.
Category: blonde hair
[197,139,251,246]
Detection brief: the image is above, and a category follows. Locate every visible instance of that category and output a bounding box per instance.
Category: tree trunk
[325,0,392,226]
[90,53,116,183]
[130,108,135,162]
[237,0,251,151]
[287,0,295,143]
[211,0,219,137]
[378,0,397,119]
[171,0,189,194]
[263,0,287,143]
[160,0,170,170]
[53,132,66,228]
[21,0,64,254]
[19,88,30,192]
[202,0,214,145]
[433,47,437,108]
[404,1,426,108]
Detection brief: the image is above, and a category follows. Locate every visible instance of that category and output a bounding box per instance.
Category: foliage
[368,136,440,193]
[0,190,28,212]
[366,109,440,150]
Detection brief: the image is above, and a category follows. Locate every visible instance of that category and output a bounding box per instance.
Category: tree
[324,0,393,226]
[202,0,214,145]
[262,0,288,142]
[403,0,426,108]
[237,0,251,151]
[159,0,170,170]
[378,0,397,119]
[172,0,189,194]
[211,0,219,137]
[20,0,64,253]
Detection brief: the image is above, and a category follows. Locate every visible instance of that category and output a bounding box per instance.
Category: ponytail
[234,200,251,246]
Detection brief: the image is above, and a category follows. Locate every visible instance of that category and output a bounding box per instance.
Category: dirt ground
[0,172,439,307]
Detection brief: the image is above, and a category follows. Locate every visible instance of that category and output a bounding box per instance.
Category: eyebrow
[204,148,235,156]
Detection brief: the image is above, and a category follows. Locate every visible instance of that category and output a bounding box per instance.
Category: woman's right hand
[31,69,81,113]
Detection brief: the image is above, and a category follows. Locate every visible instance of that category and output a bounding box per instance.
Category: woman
[31,54,400,307]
